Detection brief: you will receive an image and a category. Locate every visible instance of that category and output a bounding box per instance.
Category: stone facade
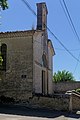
[0,31,34,101]
[0,2,80,111]
[0,2,55,102]
[0,30,54,102]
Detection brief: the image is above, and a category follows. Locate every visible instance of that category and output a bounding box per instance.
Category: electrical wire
[73,53,80,74]
[59,0,80,75]
[46,25,80,62]
[55,48,80,51]
[62,0,80,44]
[21,0,80,63]
[21,0,36,16]
[59,0,77,40]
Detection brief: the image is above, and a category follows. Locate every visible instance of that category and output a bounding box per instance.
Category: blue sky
[0,0,80,80]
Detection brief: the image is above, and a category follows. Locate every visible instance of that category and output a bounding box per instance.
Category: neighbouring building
[0,2,55,102]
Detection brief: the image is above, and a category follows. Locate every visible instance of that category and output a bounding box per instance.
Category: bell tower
[36,2,48,30]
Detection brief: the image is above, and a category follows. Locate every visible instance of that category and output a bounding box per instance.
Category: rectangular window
[21,75,26,79]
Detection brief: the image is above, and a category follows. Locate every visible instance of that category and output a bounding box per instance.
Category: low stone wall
[22,93,80,111]
[0,92,80,111]
[53,82,80,93]
[30,95,69,111]
[0,90,32,104]
[72,93,80,110]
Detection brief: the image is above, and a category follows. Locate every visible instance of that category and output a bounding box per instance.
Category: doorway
[42,70,45,94]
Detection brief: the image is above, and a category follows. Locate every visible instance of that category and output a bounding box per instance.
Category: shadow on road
[0,104,79,119]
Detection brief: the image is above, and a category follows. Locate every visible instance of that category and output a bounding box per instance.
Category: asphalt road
[0,104,80,120]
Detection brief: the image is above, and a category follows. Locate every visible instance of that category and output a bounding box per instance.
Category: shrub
[76,88,80,93]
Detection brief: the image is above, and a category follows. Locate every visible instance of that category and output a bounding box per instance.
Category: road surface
[0,104,79,120]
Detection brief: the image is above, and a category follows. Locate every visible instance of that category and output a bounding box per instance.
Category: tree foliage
[0,0,8,10]
[0,53,3,66]
[53,70,75,82]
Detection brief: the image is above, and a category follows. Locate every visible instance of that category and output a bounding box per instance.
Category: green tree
[0,54,3,66]
[53,70,75,82]
[0,0,8,10]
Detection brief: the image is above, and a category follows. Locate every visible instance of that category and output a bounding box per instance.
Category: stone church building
[0,2,55,102]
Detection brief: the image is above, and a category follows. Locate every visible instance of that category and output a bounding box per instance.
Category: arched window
[0,44,7,71]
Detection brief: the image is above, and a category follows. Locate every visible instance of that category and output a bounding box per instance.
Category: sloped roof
[0,29,45,38]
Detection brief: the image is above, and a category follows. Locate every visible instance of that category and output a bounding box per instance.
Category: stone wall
[31,95,69,111]
[19,93,80,111]
[72,93,80,110]
[53,82,80,93]
[0,31,34,101]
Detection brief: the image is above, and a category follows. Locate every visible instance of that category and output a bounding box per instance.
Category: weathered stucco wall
[33,31,43,94]
[0,31,34,101]
[48,41,54,94]
[53,82,80,93]
[48,70,53,94]
[33,64,42,93]
[33,31,54,95]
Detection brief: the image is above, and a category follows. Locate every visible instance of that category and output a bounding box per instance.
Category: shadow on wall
[0,95,15,104]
